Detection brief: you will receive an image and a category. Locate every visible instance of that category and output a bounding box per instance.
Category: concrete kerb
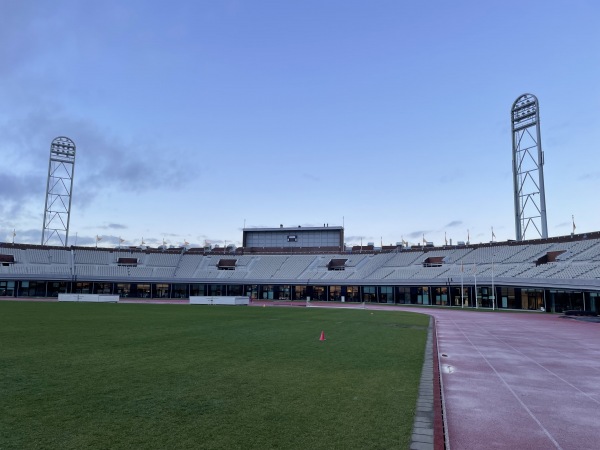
[434,317,450,450]
[410,317,438,450]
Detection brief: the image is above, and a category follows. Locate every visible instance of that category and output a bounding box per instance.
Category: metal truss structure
[511,94,548,241]
[41,137,76,246]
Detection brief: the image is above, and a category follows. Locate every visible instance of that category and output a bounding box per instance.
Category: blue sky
[1,0,599,248]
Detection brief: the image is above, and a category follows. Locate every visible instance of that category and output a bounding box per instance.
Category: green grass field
[0,302,429,449]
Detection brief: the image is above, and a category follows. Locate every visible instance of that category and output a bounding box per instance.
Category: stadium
[2,226,600,313]
[3,96,600,449]
[2,94,600,313]
[2,94,598,312]
[4,3,600,447]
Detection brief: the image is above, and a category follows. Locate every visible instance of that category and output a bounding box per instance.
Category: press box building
[242,225,344,252]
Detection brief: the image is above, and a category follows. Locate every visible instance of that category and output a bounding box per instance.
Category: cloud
[3,228,41,244]
[406,230,430,239]
[0,109,188,224]
[444,220,463,228]
[74,236,97,246]
[580,172,600,181]
[0,171,44,218]
[243,225,272,230]
[344,235,368,242]
[99,223,128,230]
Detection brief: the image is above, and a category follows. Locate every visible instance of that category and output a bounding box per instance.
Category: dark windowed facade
[1,277,597,314]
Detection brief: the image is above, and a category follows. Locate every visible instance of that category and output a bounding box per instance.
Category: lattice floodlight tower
[511,94,548,241]
[41,136,76,246]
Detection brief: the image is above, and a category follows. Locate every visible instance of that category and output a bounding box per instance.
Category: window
[189,284,205,296]
[209,284,225,296]
[345,286,360,302]
[153,283,170,298]
[132,284,151,298]
[228,285,244,296]
[172,284,188,298]
[293,285,307,300]
[75,282,91,294]
[217,259,237,270]
[379,286,393,303]
[328,259,347,271]
[363,286,376,302]
[93,283,113,295]
[0,281,15,296]
[329,286,342,301]
[116,283,131,297]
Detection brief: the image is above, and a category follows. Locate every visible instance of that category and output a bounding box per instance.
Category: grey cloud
[0,171,45,218]
[84,224,128,231]
[242,225,270,229]
[445,220,463,228]
[79,235,148,247]
[0,109,188,220]
[74,236,97,246]
[406,230,430,239]
[580,172,600,181]
[344,235,367,242]
[104,223,128,230]
[68,121,188,201]
[0,171,43,203]
[4,228,41,244]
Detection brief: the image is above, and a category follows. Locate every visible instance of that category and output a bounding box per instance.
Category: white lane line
[470,321,600,406]
[446,317,563,450]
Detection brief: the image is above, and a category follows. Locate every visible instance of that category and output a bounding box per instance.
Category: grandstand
[2,229,600,313]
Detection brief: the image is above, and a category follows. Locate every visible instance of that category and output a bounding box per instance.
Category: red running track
[418,308,600,450]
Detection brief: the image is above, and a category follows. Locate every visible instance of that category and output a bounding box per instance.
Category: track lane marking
[445,316,563,450]
[469,320,600,406]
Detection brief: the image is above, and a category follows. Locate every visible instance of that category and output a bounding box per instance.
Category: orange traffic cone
[319,330,326,341]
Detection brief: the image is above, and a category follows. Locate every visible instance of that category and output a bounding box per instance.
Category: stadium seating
[2,233,600,295]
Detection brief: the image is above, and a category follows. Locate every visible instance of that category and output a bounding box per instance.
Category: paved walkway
[415,308,600,450]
